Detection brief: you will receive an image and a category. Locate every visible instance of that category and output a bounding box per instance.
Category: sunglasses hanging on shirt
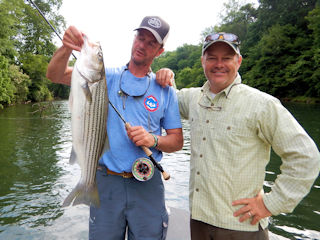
[118,65,151,109]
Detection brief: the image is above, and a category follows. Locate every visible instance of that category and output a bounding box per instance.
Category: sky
[59,0,254,67]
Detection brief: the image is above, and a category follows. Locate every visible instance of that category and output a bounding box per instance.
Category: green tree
[244,0,317,52]
[0,0,67,106]
[0,55,15,108]
[152,44,203,89]
[0,0,22,61]
[8,64,31,103]
[217,0,257,40]
[49,83,70,99]
[301,5,320,96]
[20,53,52,102]
[18,0,65,57]
[243,24,307,97]
[176,61,206,89]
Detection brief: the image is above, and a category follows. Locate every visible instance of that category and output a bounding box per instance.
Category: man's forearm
[156,128,183,153]
[46,45,74,86]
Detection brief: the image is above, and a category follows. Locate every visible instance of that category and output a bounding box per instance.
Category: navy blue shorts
[89,165,168,240]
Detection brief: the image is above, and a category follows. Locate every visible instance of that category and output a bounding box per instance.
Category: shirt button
[206,120,209,123]
[203,137,206,141]
[197,171,200,175]
[227,126,231,130]
[196,188,199,192]
[200,154,203,158]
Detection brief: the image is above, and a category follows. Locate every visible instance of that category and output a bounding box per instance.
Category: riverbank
[280,96,320,104]
[1,95,320,111]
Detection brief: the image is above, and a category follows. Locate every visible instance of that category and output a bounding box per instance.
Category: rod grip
[141,146,153,157]
[161,171,170,180]
[125,122,131,129]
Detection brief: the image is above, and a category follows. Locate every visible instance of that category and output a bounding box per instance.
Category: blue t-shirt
[100,65,182,172]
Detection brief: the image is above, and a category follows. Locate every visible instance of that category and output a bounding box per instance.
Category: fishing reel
[132,158,154,181]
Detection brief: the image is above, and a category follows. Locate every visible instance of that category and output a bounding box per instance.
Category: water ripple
[0,101,319,239]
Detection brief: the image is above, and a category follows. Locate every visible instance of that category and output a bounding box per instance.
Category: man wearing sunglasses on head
[156,32,319,239]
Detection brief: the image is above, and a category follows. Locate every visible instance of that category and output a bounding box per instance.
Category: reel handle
[125,123,170,181]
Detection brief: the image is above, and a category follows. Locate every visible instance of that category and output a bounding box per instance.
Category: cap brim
[134,27,163,44]
[202,40,240,55]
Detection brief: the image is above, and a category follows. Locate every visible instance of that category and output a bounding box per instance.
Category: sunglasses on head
[204,33,240,46]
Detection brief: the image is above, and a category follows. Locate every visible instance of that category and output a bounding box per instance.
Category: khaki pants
[190,218,269,240]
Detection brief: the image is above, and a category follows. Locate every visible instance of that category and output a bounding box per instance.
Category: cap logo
[148,18,161,28]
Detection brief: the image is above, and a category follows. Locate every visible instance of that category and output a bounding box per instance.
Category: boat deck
[167,207,288,240]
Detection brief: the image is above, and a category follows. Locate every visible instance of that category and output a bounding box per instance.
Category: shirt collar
[120,68,151,97]
[201,73,242,99]
[198,73,241,109]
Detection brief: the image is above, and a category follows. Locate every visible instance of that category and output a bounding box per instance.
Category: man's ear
[237,55,243,69]
[156,47,165,57]
[201,55,205,68]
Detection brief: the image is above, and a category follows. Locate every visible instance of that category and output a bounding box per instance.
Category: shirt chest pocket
[190,107,256,140]
[217,114,257,142]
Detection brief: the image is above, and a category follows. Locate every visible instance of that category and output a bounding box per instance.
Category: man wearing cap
[47,16,183,240]
[156,32,319,239]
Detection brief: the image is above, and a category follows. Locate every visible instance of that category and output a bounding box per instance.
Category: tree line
[152,0,320,102]
[0,0,319,109]
[0,0,68,109]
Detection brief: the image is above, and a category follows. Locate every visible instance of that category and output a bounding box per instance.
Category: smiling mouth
[212,70,227,75]
[135,49,145,57]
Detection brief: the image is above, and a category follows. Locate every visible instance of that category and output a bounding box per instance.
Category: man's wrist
[150,133,158,148]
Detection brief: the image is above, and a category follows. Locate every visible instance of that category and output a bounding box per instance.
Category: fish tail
[62,182,100,208]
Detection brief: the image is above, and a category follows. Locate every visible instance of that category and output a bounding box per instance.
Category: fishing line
[109,101,170,181]
[26,0,77,59]
[27,0,170,181]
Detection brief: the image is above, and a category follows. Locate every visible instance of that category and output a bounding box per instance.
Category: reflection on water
[0,101,319,239]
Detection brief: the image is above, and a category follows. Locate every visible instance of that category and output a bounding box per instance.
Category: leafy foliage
[1,0,320,108]
[0,0,65,108]
[0,55,15,108]
[152,0,320,100]
[8,64,31,103]
[152,44,205,89]
[20,53,52,102]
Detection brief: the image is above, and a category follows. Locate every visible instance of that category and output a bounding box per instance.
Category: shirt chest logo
[144,95,158,112]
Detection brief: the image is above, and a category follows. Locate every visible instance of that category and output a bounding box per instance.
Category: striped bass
[63,37,109,208]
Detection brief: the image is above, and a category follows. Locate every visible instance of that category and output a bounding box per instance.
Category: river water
[0,100,319,240]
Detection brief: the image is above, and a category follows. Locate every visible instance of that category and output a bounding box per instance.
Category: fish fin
[62,182,100,208]
[69,147,77,165]
[81,82,92,102]
[73,182,100,207]
[62,184,80,207]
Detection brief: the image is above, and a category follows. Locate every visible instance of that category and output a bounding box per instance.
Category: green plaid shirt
[177,74,320,231]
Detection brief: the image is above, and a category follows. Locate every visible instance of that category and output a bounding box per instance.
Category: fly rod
[27,0,170,180]
[109,101,170,180]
